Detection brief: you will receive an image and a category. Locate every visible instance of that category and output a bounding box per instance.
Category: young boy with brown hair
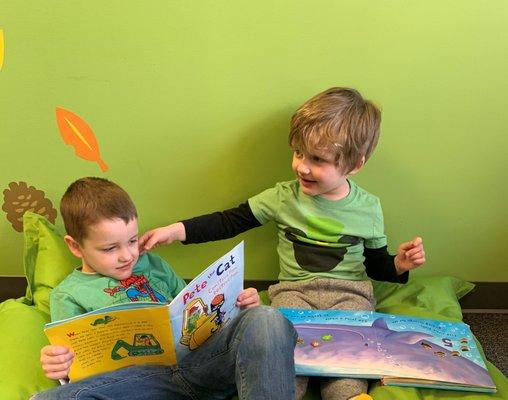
[33,177,297,400]
[140,87,426,400]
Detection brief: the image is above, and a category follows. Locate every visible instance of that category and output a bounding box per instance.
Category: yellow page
[45,305,176,381]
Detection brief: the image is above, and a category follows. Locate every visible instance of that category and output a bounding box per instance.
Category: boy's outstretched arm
[140,202,261,251]
[40,345,74,381]
[394,237,426,274]
[236,287,260,309]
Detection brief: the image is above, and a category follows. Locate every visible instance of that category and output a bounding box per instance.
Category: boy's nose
[296,160,310,175]
[119,248,134,262]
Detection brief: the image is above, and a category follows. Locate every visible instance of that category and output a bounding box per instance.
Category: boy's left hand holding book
[40,345,74,381]
[236,287,260,308]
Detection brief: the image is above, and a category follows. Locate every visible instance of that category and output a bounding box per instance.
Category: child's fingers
[237,297,253,306]
[45,369,70,380]
[399,239,415,252]
[41,350,73,366]
[138,232,154,250]
[42,357,73,373]
[410,252,425,263]
[412,257,426,266]
[237,296,260,308]
[400,237,423,252]
[138,234,147,245]
[142,234,159,251]
[405,246,425,258]
[412,237,423,247]
[406,248,426,267]
[237,296,258,307]
[41,345,70,357]
[237,287,257,301]
[237,288,260,308]
[41,347,74,380]
[138,233,150,251]
[139,230,166,251]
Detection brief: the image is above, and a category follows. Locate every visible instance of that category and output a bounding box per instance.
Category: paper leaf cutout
[0,29,4,71]
[55,107,108,172]
[2,182,57,232]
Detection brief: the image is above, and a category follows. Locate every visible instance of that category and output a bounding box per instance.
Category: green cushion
[374,275,474,321]
[0,213,76,398]
[23,212,78,314]
[0,299,59,399]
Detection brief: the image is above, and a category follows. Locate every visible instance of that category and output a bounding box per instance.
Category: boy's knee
[243,305,297,341]
[245,305,282,324]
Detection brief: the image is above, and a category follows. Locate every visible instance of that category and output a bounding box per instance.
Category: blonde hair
[289,87,381,173]
[60,177,137,243]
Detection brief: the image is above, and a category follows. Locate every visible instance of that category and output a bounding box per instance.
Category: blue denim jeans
[32,306,297,400]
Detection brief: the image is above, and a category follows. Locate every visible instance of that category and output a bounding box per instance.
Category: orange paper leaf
[55,107,108,172]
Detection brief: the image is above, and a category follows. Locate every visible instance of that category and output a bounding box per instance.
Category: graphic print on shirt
[284,215,360,272]
[103,274,168,303]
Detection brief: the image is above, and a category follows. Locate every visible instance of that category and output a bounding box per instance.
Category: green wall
[1,1,507,282]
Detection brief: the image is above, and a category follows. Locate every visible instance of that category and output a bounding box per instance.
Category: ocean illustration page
[279,308,496,393]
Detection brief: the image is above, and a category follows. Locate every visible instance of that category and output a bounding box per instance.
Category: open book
[279,308,496,393]
[45,242,244,381]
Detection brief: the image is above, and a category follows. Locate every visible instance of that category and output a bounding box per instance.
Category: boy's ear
[64,235,84,258]
[349,156,366,175]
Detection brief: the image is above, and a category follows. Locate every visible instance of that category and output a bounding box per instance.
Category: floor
[462,312,508,377]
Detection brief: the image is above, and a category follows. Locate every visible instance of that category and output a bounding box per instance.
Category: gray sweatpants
[268,278,376,400]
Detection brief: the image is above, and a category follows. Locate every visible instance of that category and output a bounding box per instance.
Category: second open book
[280,308,496,393]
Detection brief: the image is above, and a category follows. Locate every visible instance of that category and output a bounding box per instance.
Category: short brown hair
[289,87,381,173]
[60,177,137,243]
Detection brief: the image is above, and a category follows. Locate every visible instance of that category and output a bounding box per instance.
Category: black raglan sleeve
[181,202,261,244]
[364,246,409,283]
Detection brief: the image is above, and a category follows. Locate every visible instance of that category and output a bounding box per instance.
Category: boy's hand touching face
[236,287,260,309]
[138,222,186,253]
[394,237,426,274]
[40,345,74,380]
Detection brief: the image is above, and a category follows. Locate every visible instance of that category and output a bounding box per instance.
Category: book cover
[279,308,496,393]
[169,241,244,361]
[45,242,244,381]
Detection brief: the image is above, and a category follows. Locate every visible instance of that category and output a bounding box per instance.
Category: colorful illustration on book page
[45,305,175,381]
[281,308,494,390]
[179,293,226,350]
[170,242,244,360]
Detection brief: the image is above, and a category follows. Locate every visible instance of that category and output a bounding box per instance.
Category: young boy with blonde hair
[140,87,426,400]
[33,177,297,400]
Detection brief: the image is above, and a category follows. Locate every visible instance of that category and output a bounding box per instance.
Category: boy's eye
[311,155,323,163]
[129,238,138,245]
[102,246,116,253]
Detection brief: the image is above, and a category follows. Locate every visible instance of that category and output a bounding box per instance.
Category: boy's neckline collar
[298,179,357,207]
[76,266,98,275]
